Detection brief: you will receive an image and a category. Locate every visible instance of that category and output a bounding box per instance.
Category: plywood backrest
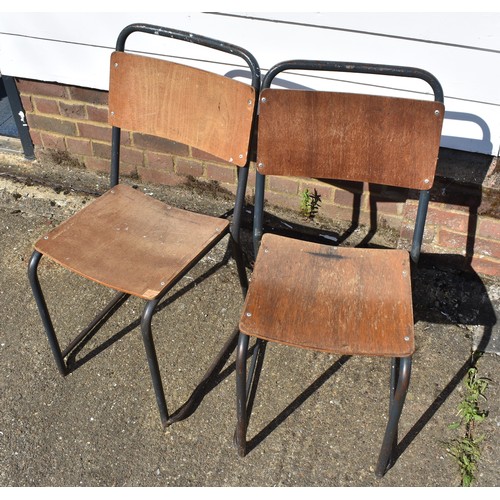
[256,88,444,189]
[108,51,256,167]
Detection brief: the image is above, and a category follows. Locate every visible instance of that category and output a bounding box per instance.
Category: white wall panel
[0,12,499,155]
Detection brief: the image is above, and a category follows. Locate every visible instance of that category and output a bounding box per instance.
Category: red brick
[374,200,404,217]
[400,222,437,245]
[206,163,236,184]
[475,236,500,260]
[68,86,108,106]
[268,176,299,195]
[33,97,59,115]
[478,217,500,241]
[470,255,500,277]
[437,228,468,251]
[175,158,204,178]
[301,180,336,201]
[66,137,92,156]
[436,228,499,259]
[78,122,112,142]
[264,190,300,212]
[28,115,77,136]
[120,146,144,166]
[17,79,68,99]
[40,132,66,150]
[192,147,232,164]
[92,142,112,160]
[145,151,175,172]
[405,202,471,234]
[87,105,109,124]
[133,133,189,156]
[137,167,185,186]
[118,162,138,178]
[59,102,86,119]
[334,187,366,208]
[20,95,33,113]
[29,130,42,147]
[85,157,109,173]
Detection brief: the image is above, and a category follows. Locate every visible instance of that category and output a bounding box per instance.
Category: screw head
[246,312,252,317]
[261,97,267,103]
[434,109,440,116]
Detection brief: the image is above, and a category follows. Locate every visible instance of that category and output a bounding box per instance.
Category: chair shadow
[246,353,351,454]
[65,241,235,372]
[393,252,496,462]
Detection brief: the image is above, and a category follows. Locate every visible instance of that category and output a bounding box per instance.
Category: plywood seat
[35,184,229,300]
[239,233,414,357]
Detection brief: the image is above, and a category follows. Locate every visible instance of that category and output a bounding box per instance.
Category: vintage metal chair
[235,60,444,477]
[28,23,260,428]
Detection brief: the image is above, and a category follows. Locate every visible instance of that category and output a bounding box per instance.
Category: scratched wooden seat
[28,23,259,428]
[235,60,444,477]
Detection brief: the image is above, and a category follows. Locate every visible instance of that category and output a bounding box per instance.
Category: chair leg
[231,236,249,296]
[140,299,169,429]
[28,250,68,376]
[230,164,250,296]
[375,356,412,478]
[235,331,250,457]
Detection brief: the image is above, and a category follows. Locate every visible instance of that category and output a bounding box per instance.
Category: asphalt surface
[0,150,498,488]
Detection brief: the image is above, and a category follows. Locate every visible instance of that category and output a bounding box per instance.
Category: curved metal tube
[235,332,250,457]
[262,59,443,102]
[140,298,169,428]
[28,251,67,376]
[375,356,412,477]
[116,23,261,89]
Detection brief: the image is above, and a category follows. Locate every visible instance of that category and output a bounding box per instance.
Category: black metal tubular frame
[2,75,35,160]
[28,23,261,429]
[236,59,443,476]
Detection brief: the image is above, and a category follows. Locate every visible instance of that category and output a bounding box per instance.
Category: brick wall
[15,78,500,277]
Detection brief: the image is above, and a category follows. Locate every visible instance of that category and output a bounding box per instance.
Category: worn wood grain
[239,233,415,357]
[108,51,255,166]
[256,88,444,189]
[35,184,229,300]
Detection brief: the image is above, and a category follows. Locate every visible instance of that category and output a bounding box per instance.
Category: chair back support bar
[257,89,444,190]
[109,52,256,167]
[254,59,445,261]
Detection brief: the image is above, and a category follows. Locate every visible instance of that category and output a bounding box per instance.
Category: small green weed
[300,188,321,219]
[447,365,490,486]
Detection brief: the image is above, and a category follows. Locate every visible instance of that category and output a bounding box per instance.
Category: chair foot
[236,438,247,457]
[375,356,412,477]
